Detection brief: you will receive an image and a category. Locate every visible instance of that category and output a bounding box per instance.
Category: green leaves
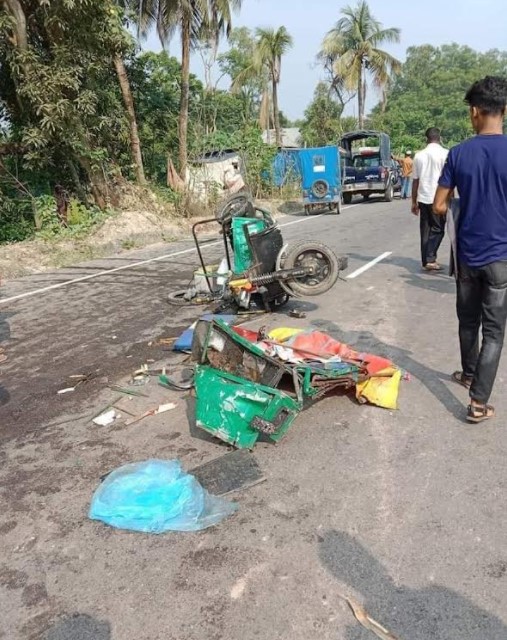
[300,82,343,147]
[375,44,507,151]
[320,1,401,123]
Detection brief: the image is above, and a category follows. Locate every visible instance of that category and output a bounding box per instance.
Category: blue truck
[340,130,401,204]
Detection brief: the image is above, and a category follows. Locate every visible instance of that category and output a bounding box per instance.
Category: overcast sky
[145,0,507,120]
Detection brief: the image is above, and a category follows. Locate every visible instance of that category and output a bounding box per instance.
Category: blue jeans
[401,176,412,199]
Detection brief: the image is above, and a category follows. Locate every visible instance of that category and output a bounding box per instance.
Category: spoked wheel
[167,290,219,307]
[282,241,341,297]
[215,192,254,224]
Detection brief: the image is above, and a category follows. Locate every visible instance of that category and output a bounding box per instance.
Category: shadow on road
[319,530,507,639]
[0,312,12,406]
[313,321,464,420]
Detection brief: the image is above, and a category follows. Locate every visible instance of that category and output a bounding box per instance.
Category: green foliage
[300,83,343,147]
[321,0,401,125]
[371,44,507,152]
[233,124,277,197]
[218,27,267,121]
[34,197,112,240]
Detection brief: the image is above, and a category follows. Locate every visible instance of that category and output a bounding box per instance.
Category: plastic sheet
[89,460,238,533]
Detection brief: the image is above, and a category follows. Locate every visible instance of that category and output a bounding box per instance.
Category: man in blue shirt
[434,76,507,423]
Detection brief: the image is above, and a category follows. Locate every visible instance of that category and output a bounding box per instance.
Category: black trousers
[457,261,507,403]
[419,202,446,266]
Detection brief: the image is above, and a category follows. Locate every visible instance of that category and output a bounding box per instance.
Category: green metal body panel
[194,365,301,449]
[192,319,361,449]
[232,218,266,273]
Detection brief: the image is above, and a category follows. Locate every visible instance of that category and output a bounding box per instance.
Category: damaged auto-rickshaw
[168,193,348,312]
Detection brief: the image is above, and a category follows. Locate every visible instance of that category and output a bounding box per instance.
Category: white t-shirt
[413,143,449,205]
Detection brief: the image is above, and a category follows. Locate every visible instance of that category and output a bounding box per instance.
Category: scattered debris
[340,594,401,640]
[173,314,236,352]
[93,409,119,427]
[159,372,194,391]
[108,385,149,398]
[157,402,177,414]
[289,309,307,319]
[191,450,265,496]
[57,373,92,394]
[57,387,76,395]
[124,402,177,426]
[89,459,238,533]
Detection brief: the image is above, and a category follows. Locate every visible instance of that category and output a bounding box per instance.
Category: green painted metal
[194,365,301,450]
[192,318,361,449]
[232,217,266,273]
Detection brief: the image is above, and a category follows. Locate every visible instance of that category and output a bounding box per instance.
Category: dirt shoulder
[0,199,297,282]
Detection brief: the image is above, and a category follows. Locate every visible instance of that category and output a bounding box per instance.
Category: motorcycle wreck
[168,193,348,313]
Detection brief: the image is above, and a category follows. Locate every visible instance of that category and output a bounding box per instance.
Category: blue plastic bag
[89,459,238,533]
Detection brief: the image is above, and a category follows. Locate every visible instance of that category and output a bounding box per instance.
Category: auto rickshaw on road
[299,146,342,215]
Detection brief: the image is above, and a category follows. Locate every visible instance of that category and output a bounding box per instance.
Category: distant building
[262,127,301,149]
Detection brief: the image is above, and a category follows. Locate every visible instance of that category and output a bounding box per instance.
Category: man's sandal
[452,371,472,389]
[467,404,495,423]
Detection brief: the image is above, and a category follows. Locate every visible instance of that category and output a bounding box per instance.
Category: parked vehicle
[340,130,401,204]
[299,146,342,215]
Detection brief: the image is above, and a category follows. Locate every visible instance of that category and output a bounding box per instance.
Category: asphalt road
[1,197,507,640]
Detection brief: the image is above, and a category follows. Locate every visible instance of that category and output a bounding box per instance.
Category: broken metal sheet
[194,365,301,449]
[192,318,289,390]
[190,450,265,496]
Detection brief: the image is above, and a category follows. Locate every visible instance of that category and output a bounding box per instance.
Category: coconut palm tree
[232,26,293,147]
[321,0,401,128]
[133,0,241,176]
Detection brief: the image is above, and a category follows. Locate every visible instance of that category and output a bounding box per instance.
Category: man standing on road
[395,150,413,199]
[434,76,507,424]
[411,128,448,271]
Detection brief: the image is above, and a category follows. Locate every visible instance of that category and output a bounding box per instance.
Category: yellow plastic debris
[356,368,402,410]
[268,327,304,343]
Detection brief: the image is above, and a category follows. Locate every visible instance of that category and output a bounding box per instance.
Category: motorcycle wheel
[282,241,341,297]
[215,192,254,224]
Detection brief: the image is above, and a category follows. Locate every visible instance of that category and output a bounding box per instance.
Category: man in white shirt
[411,128,449,271]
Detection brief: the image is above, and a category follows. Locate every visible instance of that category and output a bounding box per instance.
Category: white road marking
[347,251,393,279]
[0,205,358,306]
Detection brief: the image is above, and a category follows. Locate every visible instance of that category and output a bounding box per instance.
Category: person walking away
[434,76,507,423]
[395,150,413,199]
[412,128,448,271]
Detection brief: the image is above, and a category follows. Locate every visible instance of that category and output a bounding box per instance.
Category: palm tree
[133,0,241,176]
[256,27,293,147]
[113,54,146,185]
[321,0,401,128]
[232,26,293,147]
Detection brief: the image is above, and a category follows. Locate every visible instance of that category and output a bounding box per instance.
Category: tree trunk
[272,79,281,147]
[4,0,28,50]
[78,156,108,209]
[178,14,191,178]
[67,160,87,203]
[114,54,146,186]
[357,64,364,129]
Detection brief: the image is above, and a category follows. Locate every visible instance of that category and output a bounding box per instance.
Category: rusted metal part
[250,408,292,435]
[310,376,357,399]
